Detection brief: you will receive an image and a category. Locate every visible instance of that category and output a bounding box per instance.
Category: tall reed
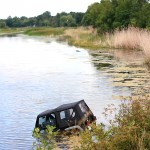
[109,27,150,69]
[113,27,141,50]
[112,27,150,57]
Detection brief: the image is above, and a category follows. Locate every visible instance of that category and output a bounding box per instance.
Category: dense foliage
[82,0,150,32]
[33,126,57,150]
[0,11,84,28]
[0,0,150,32]
[76,92,150,150]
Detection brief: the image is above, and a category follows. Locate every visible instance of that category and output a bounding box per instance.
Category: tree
[36,11,51,26]
[0,20,7,28]
[82,2,100,26]
[96,0,115,32]
[70,12,84,26]
[6,16,13,27]
[82,0,150,32]
[60,15,76,27]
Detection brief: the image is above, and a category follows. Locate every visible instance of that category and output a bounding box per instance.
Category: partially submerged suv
[35,100,96,131]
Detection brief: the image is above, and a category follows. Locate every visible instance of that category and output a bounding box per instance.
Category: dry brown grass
[63,27,103,49]
[64,26,96,40]
[139,30,150,56]
[106,27,150,69]
[113,27,141,49]
[111,27,150,57]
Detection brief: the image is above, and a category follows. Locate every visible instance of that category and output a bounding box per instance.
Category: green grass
[0,28,25,35]
[24,27,66,36]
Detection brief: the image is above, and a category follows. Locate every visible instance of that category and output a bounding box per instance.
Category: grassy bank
[24,27,104,50]
[24,27,66,36]
[24,27,150,54]
[0,28,25,35]
[60,27,102,50]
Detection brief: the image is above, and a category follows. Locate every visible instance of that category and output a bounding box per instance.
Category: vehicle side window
[60,108,75,120]
[39,116,46,126]
[48,114,56,126]
[39,114,56,127]
[60,111,65,119]
[79,102,89,114]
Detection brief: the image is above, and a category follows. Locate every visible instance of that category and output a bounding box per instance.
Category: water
[0,35,129,150]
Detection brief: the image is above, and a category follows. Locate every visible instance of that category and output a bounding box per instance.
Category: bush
[76,92,150,150]
[33,126,57,150]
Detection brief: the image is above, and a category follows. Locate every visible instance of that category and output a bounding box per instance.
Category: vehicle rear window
[79,102,89,113]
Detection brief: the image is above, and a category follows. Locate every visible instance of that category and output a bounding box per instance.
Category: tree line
[0,0,150,32]
[0,11,84,28]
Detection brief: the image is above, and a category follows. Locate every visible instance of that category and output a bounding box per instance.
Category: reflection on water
[0,35,129,150]
[114,50,144,61]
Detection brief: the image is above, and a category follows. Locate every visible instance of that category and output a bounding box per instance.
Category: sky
[0,0,100,19]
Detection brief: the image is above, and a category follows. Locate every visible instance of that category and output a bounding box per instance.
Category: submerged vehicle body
[35,100,96,131]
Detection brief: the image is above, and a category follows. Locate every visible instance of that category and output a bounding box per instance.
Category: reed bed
[112,27,150,57]
[64,26,96,39]
[109,27,150,69]
[64,27,150,60]
[139,30,150,56]
[112,27,141,49]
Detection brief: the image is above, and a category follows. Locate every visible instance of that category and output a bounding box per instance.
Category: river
[0,35,130,150]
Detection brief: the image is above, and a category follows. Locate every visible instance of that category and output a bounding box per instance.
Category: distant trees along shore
[0,0,150,33]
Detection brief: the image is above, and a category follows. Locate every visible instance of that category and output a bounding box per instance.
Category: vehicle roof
[37,100,84,118]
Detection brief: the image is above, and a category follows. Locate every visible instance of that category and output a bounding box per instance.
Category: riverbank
[2,27,150,54]
[0,28,25,36]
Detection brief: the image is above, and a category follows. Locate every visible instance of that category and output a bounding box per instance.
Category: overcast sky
[0,0,100,19]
